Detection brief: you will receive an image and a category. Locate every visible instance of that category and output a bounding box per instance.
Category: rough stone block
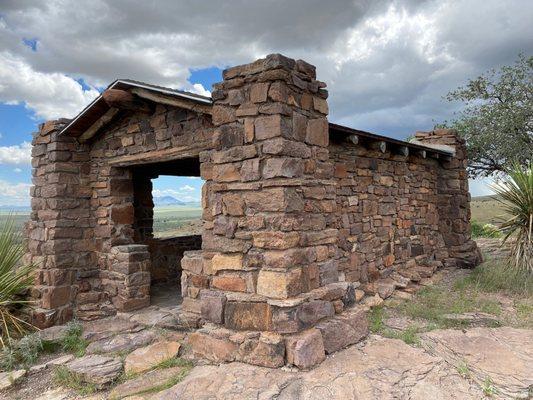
[285,328,325,369]
[256,268,303,299]
[201,290,227,324]
[224,302,272,331]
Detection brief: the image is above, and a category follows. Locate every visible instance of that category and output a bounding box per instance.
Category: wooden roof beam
[78,107,119,143]
[131,88,213,115]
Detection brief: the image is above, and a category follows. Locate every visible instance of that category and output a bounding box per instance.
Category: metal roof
[59,79,454,158]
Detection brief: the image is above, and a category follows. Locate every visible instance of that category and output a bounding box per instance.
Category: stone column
[26,120,93,327]
[184,55,365,369]
[414,129,482,268]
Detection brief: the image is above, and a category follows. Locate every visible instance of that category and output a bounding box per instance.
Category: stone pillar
[108,244,151,311]
[185,54,365,369]
[414,129,482,268]
[26,120,93,327]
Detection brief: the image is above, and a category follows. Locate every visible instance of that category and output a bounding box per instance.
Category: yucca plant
[492,162,533,273]
[0,216,36,348]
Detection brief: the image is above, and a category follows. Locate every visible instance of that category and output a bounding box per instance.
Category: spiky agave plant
[0,216,36,348]
[492,162,533,273]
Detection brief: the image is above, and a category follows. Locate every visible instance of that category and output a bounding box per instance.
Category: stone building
[26,54,481,368]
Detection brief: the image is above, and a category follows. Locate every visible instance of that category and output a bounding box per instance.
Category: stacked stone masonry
[26,54,481,368]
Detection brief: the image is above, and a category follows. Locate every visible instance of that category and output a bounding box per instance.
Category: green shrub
[0,216,36,348]
[492,162,533,272]
[0,334,43,371]
[61,320,88,357]
[471,220,502,238]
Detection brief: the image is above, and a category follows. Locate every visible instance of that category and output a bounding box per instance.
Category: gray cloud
[0,0,532,136]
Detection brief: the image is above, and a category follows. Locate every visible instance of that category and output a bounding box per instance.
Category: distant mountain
[0,205,31,213]
[153,196,186,206]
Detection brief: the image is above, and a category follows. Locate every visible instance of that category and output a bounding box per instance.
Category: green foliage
[440,54,532,177]
[457,260,533,297]
[367,307,420,345]
[491,162,533,272]
[400,286,501,328]
[0,215,36,347]
[470,220,502,238]
[61,320,88,357]
[53,365,97,395]
[0,334,43,371]
[482,376,498,396]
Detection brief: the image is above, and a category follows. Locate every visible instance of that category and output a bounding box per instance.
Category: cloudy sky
[0,0,532,205]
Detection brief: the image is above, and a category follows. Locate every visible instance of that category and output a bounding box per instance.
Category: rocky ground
[2,239,532,399]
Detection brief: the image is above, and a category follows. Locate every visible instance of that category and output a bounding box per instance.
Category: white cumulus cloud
[0,179,31,206]
[0,141,32,165]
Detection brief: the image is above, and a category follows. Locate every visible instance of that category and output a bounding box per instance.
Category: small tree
[442,54,532,178]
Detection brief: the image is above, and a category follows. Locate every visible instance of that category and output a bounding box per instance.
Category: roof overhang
[59,79,454,160]
[59,79,213,140]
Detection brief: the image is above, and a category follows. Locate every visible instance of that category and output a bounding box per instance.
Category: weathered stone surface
[86,330,156,354]
[256,268,303,299]
[65,355,122,387]
[422,327,533,399]
[124,341,181,374]
[237,332,285,368]
[37,325,69,342]
[188,331,238,363]
[110,366,187,399]
[225,302,272,331]
[200,290,227,324]
[285,328,325,369]
[30,354,74,373]
[317,308,368,354]
[0,369,26,391]
[152,336,485,400]
[82,317,142,342]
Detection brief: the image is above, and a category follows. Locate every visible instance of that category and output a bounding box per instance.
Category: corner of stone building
[413,128,482,269]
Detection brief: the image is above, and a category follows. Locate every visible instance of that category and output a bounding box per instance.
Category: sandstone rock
[441,312,500,327]
[37,325,69,342]
[65,355,122,387]
[188,331,237,363]
[256,268,303,299]
[201,290,227,324]
[30,354,75,373]
[422,327,533,399]
[285,328,325,369]
[124,341,181,375]
[35,388,72,400]
[0,369,26,391]
[82,317,142,342]
[211,253,243,272]
[110,366,187,399]
[237,332,285,368]
[224,301,272,331]
[317,309,368,354]
[86,330,156,354]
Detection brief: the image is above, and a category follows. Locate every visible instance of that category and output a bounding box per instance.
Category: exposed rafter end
[102,89,152,113]
[78,108,119,143]
[396,146,409,157]
[346,134,359,145]
[370,140,387,153]
[419,150,427,158]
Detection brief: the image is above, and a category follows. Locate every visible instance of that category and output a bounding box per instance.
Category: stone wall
[26,119,93,326]
[329,141,447,298]
[147,235,202,285]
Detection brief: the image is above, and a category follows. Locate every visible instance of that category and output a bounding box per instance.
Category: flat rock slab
[30,354,75,372]
[110,366,186,399]
[35,388,73,400]
[0,369,26,391]
[125,341,181,375]
[86,330,156,355]
[152,336,484,399]
[422,327,533,399]
[38,325,69,342]
[65,354,122,387]
[83,317,143,342]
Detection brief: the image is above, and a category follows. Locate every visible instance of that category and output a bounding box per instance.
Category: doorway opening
[130,157,203,307]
